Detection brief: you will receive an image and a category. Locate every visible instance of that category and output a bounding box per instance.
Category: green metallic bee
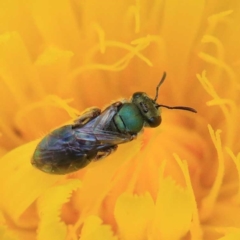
[32,72,197,174]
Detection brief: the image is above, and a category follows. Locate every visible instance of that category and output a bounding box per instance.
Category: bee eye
[140,101,148,113]
[147,116,161,127]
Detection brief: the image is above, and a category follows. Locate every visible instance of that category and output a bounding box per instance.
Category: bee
[32,72,197,174]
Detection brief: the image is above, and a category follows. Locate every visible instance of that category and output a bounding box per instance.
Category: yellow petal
[0,211,18,240]
[81,215,117,240]
[30,0,81,53]
[0,32,40,105]
[73,138,142,213]
[37,179,81,240]
[217,228,240,240]
[152,177,192,240]
[0,226,18,240]
[114,192,154,240]
[162,0,205,75]
[0,140,65,222]
[35,47,74,94]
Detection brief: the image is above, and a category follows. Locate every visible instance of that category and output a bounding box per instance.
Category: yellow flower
[0,0,240,240]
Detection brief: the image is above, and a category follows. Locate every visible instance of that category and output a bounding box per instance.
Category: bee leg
[73,108,101,128]
[94,145,118,161]
[130,134,137,141]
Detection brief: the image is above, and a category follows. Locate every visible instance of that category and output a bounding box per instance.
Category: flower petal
[152,177,192,240]
[217,228,240,240]
[37,179,81,240]
[0,226,18,240]
[81,215,117,240]
[0,211,18,240]
[0,140,65,222]
[114,192,154,240]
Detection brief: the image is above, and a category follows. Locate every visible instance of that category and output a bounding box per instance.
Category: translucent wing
[81,102,134,144]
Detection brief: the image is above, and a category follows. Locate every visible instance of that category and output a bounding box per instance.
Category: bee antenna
[154,71,167,102]
[156,104,197,113]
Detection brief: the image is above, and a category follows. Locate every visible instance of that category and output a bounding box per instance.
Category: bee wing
[93,103,118,129]
[93,128,132,144]
[75,123,132,145]
[67,104,131,145]
[32,102,134,174]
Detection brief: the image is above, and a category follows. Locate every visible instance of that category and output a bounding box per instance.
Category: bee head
[131,92,161,127]
[131,72,197,128]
